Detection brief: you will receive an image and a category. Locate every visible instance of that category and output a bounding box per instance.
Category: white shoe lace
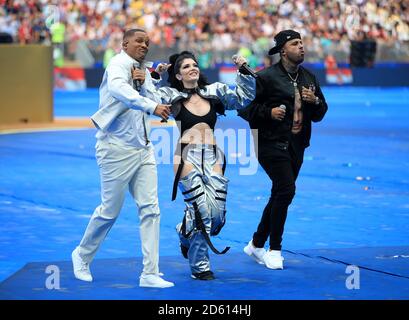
[79,260,89,272]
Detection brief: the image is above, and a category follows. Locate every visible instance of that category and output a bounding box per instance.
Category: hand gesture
[301,86,316,104]
[232,55,248,68]
[155,63,172,75]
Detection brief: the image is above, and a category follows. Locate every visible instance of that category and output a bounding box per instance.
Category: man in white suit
[71,29,174,288]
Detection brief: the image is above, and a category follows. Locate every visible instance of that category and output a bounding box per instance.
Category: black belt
[142,114,150,145]
[172,143,226,201]
[179,202,230,255]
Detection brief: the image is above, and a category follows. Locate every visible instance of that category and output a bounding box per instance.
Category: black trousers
[252,141,305,250]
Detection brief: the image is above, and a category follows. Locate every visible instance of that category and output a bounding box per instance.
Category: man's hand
[154,104,171,121]
[131,66,146,85]
[271,106,286,121]
[155,63,172,75]
[301,86,316,104]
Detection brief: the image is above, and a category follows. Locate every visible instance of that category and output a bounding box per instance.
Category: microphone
[232,55,258,78]
[133,64,141,92]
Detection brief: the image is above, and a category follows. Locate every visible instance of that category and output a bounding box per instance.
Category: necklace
[287,72,299,87]
[183,87,199,94]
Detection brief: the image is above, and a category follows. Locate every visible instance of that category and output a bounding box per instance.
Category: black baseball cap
[268,30,301,55]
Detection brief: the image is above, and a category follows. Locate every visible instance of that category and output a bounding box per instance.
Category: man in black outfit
[239,30,328,269]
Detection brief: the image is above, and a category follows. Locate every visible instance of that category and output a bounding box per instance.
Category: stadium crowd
[0,0,408,66]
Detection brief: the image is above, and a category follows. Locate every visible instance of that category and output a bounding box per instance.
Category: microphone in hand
[133,64,142,91]
[232,54,258,78]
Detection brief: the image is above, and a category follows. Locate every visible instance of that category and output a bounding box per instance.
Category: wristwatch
[314,96,320,105]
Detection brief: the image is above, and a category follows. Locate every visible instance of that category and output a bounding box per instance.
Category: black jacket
[238,61,328,150]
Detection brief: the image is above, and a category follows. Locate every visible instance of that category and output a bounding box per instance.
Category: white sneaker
[263,250,284,270]
[71,247,93,282]
[139,274,174,288]
[243,240,266,265]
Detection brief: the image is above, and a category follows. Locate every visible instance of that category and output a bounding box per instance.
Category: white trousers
[78,140,160,275]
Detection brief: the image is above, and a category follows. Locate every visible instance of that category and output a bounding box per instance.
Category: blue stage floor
[1,247,408,300]
[0,87,408,300]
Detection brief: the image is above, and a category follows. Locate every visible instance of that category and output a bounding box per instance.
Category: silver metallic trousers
[175,144,228,274]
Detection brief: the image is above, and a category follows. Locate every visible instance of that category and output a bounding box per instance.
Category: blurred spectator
[32,18,50,44]
[50,19,65,67]
[103,35,121,68]
[17,18,32,44]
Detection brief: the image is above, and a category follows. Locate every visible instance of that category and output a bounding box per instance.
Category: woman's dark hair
[167,51,209,91]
